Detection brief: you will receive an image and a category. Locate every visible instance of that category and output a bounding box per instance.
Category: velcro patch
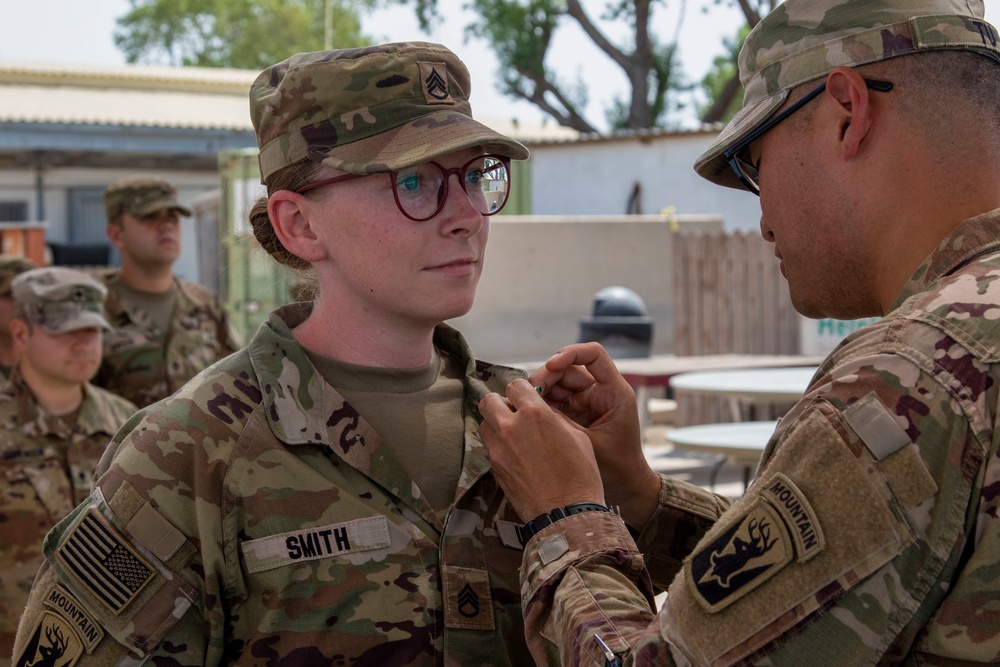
[43,585,105,652]
[494,519,525,550]
[240,516,391,574]
[443,566,495,631]
[56,509,155,616]
[760,474,825,562]
[126,501,185,562]
[688,498,793,613]
[13,610,85,667]
[844,392,910,461]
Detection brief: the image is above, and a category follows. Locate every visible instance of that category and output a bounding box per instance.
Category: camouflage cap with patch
[0,254,36,295]
[695,0,1000,189]
[250,42,529,182]
[103,175,192,220]
[12,267,112,334]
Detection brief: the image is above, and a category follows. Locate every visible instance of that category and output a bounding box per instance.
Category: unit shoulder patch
[14,610,86,667]
[688,498,793,613]
[43,584,105,652]
[760,473,825,562]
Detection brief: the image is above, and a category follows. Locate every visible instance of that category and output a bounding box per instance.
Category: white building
[524,128,763,232]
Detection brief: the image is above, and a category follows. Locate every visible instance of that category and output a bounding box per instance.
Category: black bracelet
[518,502,613,543]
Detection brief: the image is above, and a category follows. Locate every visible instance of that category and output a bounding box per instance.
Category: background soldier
[0,267,135,662]
[96,175,240,407]
[0,255,36,383]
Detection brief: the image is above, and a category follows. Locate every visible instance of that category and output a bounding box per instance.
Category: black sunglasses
[724,78,894,195]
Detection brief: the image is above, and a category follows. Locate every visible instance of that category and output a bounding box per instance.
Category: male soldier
[0,268,135,663]
[478,0,1000,664]
[96,175,240,407]
[0,255,36,382]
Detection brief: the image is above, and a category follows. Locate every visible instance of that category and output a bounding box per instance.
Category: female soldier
[13,43,550,666]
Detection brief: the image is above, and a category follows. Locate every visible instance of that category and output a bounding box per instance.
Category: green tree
[114,0,370,70]
[699,0,777,123]
[698,23,751,124]
[404,0,776,132]
[410,0,687,133]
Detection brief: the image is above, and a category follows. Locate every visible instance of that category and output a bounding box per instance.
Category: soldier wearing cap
[13,43,552,666]
[476,0,1000,665]
[0,255,36,383]
[0,268,136,661]
[94,175,240,408]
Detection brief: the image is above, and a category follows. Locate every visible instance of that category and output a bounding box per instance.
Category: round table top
[669,367,817,402]
[665,420,778,464]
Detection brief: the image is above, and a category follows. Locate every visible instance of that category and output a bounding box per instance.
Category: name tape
[241,516,391,574]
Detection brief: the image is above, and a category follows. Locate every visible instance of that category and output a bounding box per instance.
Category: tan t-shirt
[113,281,177,334]
[305,346,466,515]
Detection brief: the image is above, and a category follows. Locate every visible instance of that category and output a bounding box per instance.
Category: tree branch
[512,67,599,134]
[564,0,631,71]
[700,67,743,123]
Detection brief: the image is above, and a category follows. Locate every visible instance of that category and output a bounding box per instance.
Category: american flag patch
[56,509,155,616]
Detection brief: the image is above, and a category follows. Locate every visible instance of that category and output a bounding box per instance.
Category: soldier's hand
[479,379,604,521]
[528,343,660,529]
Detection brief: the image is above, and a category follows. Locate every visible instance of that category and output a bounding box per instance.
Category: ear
[267,191,328,264]
[9,318,29,356]
[106,222,124,251]
[824,66,875,159]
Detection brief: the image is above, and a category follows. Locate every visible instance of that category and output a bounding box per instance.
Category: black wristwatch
[518,502,613,543]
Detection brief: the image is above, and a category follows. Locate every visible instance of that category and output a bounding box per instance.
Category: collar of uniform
[101,269,186,332]
[8,369,112,439]
[432,321,528,487]
[250,304,526,466]
[890,208,1000,312]
[76,383,131,437]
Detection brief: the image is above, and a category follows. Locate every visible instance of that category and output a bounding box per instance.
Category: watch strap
[518,502,613,543]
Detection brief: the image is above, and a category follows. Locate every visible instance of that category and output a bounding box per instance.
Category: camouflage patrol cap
[695,0,1000,189]
[11,267,111,334]
[103,175,192,220]
[0,255,36,296]
[250,42,529,182]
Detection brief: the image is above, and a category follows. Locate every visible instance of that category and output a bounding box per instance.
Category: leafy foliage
[405,0,690,133]
[698,23,751,124]
[114,0,369,70]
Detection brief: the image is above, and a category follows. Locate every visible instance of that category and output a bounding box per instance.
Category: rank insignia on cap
[14,611,85,667]
[56,509,155,616]
[687,498,792,613]
[419,62,453,104]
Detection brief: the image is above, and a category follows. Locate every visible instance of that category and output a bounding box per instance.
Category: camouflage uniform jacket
[94,270,241,408]
[519,209,1000,666]
[14,304,551,667]
[0,373,135,663]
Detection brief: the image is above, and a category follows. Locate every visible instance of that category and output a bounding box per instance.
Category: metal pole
[33,158,45,222]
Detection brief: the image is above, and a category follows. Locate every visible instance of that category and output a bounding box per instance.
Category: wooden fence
[671,230,802,425]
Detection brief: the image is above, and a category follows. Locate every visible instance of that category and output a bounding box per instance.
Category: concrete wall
[448,214,723,362]
[528,132,762,232]
[0,167,218,285]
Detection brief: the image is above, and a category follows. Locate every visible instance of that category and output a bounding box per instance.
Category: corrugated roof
[0,60,582,141]
[523,123,725,146]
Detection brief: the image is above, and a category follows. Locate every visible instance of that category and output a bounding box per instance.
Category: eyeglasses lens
[732,151,760,194]
[392,157,510,220]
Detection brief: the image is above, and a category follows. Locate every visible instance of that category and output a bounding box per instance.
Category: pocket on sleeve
[662,404,919,666]
[43,483,199,659]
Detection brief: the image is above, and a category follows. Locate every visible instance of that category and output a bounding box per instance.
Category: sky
[1,1,999,133]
